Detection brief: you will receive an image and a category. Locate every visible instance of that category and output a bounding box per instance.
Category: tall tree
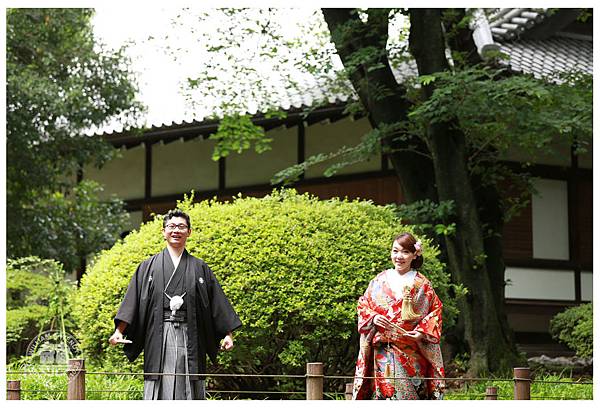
[6,9,142,273]
[170,8,591,374]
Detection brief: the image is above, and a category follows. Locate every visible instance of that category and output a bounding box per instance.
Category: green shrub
[549,303,593,359]
[6,257,77,361]
[72,189,461,392]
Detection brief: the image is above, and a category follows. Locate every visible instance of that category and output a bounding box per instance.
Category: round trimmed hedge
[72,189,458,388]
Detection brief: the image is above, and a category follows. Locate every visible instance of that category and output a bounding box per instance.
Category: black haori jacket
[114,248,242,380]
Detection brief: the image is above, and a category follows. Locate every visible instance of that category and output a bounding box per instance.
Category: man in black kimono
[109,209,242,400]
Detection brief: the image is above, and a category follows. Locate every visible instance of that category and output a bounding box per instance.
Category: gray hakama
[114,249,242,401]
[143,320,206,400]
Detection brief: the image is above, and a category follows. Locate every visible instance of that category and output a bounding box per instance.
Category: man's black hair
[163,209,192,229]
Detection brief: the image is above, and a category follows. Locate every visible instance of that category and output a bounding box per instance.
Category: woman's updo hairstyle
[394,232,423,269]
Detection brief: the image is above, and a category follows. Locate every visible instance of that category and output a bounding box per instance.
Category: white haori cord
[164,267,186,316]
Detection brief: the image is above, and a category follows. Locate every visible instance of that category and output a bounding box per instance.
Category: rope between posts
[530,396,593,400]
[6,371,593,384]
[529,380,593,385]
[19,390,67,393]
[208,390,305,394]
[87,371,306,378]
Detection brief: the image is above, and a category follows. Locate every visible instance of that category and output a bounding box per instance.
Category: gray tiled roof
[489,8,548,41]
[498,36,593,79]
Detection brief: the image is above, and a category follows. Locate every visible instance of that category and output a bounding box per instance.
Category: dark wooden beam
[219,157,226,190]
[297,121,305,180]
[144,142,152,200]
[123,169,397,210]
[505,258,578,271]
[569,143,582,303]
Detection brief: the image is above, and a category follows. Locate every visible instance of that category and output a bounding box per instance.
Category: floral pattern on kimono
[352,270,445,400]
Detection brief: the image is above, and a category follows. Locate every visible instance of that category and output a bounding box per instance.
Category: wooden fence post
[67,358,86,400]
[306,362,323,400]
[345,382,353,400]
[513,367,531,400]
[7,380,21,400]
[485,386,498,400]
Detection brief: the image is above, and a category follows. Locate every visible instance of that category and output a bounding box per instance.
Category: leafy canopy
[6,8,142,270]
[163,9,591,189]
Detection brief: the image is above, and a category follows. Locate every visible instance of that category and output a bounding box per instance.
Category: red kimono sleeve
[414,285,443,344]
[357,281,379,335]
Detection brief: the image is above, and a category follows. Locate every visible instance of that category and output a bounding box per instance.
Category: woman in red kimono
[353,232,445,400]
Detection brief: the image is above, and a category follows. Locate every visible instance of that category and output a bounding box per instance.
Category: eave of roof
[104,102,353,149]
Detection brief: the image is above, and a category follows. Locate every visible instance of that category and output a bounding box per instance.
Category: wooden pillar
[485,386,498,400]
[297,121,305,181]
[218,157,226,191]
[7,380,21,400]
[345,382,353,400]
[569,143,582,303]
[306,362,323,400]
[513,367,530,400]
[67,359,86,400]
[144,141,153,200]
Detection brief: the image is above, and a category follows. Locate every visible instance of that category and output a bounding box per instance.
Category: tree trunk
[322,7,524,374]
[409,9,522,374]
[322,8,436,204]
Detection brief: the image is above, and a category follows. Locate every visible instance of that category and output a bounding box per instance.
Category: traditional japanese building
[86,8,592,356]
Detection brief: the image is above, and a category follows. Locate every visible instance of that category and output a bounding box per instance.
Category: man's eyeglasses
[165,223,189,231]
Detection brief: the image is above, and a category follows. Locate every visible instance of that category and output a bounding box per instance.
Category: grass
[7,359,144,400]
[445,373,593,400]
[6,361,592,400]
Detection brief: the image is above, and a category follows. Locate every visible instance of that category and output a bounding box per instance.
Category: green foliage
[210,114,274,160]
[408,66,592,162]
[391,199,456,237]
[445,373,592,400]
[6,257,77,361]
[271,123,396,185]
[9,180,130,272]
[6,8,141,271]
[549,303,593,359]
[73,189,461,391]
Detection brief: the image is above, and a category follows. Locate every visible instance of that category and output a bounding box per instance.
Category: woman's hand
[403,330,424,342]
[373,315,393,331]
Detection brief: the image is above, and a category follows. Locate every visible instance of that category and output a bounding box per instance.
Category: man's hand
[220,333,234,351]
[108,330,132,346]
[373,315,393,331]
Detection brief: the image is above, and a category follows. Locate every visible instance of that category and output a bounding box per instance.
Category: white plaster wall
[152,137,219,196]
[305,117,380,178]
[531,178,569,260]
[84,144,145,200]
[505,267,575,300]
[226,125,296,188]
[581,271,593,301]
